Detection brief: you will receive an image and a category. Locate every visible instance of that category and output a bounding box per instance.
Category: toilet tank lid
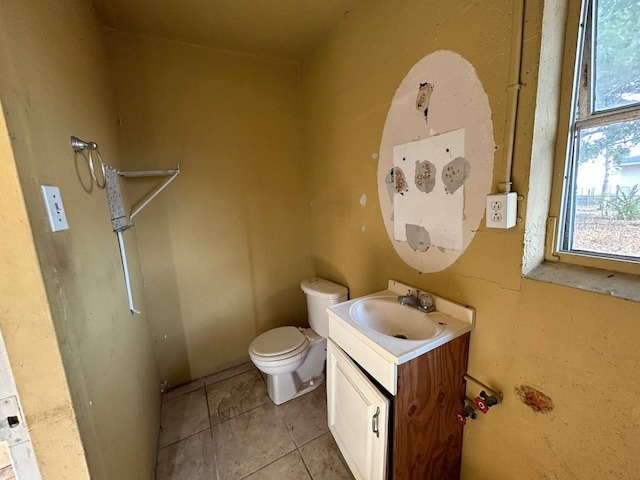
[300,277,348,300]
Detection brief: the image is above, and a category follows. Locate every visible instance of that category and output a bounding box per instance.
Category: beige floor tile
[159,388,210,448]
[204,362,255,386]
[156,430,216,480]
[299,432,353,480]
[243,451,311,480]
[276,383,328,447]
[206,370,270,425]
[163,379,206,402]
[212,403,296,480]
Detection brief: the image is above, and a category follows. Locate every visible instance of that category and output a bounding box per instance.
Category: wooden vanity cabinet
[328,333,470,480]
[392,333,469,479]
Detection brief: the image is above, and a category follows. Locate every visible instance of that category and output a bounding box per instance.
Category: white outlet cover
[41,185,69,232]
[486,192,517,229]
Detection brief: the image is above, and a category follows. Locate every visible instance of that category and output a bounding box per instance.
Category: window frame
[547,0,640,275]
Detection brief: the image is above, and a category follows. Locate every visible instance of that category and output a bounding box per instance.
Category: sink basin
[349,296,446,341]
[327,280,475,370]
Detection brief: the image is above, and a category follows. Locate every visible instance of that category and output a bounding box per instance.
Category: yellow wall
[105,31,313,385]
[4,1,639,478]
[0,108,89,479]
[300,0,640,478]
[0,1,160,478]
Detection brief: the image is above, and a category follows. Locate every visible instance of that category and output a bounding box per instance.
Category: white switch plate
[486,192,517,229]
[41,185,69,232]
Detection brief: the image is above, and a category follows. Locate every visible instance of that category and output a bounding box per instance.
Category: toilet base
[264,333,327,405]
[267,372,323,405]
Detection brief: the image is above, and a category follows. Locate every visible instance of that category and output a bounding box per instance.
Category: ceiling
[92,0,359,62]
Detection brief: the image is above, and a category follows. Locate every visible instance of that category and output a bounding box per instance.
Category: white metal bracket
[119,166,181,221]
[106,165,181,314]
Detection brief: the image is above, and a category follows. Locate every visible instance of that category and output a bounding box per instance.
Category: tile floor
[156,362,353,480]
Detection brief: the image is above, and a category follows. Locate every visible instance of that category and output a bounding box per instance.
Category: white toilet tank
[300,278,348,338]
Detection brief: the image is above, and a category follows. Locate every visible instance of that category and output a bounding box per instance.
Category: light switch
[41,185,69,232]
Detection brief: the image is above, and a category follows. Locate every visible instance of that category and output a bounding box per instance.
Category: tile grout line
[203,377,226,480]
[203,423,221,480]
[165,366,262,430]
[218,378,307,479]
[294,427,329,449]
[203,382,213,430]
[162,379,205,402]
[156,366,259,479]
[170,369,260,406]
[164,363,256,401]
[281,407,298,447]
[297,445,315,480]
[273,397,325,480]
[299,431,354,480]
[211,397,271,428]
[234,407,299,479]
[203,364,257,388]
[237,446,301,480]
[157,425,211,451]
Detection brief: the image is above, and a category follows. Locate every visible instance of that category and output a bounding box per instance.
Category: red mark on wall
[515,385,554,413]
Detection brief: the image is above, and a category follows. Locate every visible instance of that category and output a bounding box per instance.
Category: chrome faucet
[397,290,436,313]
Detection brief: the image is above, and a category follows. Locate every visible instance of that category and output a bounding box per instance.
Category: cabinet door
[327,339,389,480]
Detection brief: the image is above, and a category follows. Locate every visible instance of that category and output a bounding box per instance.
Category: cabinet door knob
[372,406,380,438]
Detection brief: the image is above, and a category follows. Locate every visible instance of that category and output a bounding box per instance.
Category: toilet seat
[249,327,309,362]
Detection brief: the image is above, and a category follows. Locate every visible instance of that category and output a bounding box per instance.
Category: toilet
[248,277,348,405]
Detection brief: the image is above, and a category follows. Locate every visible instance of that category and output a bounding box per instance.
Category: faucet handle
[418,292,435,311]
[480,390,499,407]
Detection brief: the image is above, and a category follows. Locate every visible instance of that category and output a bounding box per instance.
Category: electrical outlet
[41,185,69,232]
[486,192,517,229]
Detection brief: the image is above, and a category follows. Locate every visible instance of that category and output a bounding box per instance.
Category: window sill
[524,261,640,303]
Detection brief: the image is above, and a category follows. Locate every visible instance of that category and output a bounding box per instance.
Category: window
[556,0,640,267]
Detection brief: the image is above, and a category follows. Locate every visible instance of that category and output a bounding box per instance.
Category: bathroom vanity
[326,280,474,480]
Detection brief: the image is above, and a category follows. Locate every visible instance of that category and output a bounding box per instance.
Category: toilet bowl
[248,278,348,405]
[249,326,326,405]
